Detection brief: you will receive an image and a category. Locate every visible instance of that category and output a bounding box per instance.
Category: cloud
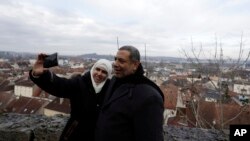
[0,0,250,59]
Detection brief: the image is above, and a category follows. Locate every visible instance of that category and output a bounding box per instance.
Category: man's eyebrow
[114,57,126,61]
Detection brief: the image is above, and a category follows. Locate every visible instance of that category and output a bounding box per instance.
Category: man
[95,45,164,141]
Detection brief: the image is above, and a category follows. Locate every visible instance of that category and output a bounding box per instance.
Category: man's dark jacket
[29,70,109,141]
[95,64,164,141]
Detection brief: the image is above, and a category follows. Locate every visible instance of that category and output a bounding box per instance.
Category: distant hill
[77,53,186,63]
[0,51,36,60]
[0,51,186,63]
[3,50,249,64]
[77,53,114,61]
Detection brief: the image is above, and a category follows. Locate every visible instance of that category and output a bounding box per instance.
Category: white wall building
[14,80,34,97]
[14,84,33,97]
[234,83,250,96]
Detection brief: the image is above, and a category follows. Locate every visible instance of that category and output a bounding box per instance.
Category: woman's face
[92,67,108,84]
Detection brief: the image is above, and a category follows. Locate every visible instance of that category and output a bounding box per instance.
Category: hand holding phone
[43,53,58,68]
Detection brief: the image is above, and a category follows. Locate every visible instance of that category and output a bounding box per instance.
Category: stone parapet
[0,113,229,141]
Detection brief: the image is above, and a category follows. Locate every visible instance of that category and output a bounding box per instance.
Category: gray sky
[0,0,250,59]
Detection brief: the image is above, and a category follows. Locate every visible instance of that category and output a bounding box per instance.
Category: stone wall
[0,113,229,141]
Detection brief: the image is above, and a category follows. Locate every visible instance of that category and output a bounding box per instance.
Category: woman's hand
[32,53,48,77]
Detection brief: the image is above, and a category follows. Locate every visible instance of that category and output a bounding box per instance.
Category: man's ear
[133,61,140,70]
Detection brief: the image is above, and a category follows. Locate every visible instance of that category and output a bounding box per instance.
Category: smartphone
[43,53,58,68]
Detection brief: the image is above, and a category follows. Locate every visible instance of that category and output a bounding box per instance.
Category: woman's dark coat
[29,70,109,141]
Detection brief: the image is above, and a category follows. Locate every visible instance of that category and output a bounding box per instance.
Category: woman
[29,53,112,141]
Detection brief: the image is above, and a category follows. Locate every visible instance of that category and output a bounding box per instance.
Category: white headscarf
[90,59,112,93]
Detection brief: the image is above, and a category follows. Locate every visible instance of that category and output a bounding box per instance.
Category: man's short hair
[119,45,140,62]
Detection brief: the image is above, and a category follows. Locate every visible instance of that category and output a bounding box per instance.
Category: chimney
[59,98,64,104]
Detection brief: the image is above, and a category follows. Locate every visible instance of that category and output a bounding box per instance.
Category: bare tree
[180,33,250,130]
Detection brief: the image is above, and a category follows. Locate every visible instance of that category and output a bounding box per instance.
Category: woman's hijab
[90,59,112,93]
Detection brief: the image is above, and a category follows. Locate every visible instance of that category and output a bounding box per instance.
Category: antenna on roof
[117,36,119,49]
[145,43,148,77]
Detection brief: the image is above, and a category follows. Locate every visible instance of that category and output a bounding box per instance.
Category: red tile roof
[219,103,250,129]
[0,92,14,110]
[4,96,48,114]
[44,98,70,114]
[0,62,12,68]
[196,100,250,129]
[167,107,196,127]
[15,79,34,87]
[161,84,178,109]
[197,100,217,129]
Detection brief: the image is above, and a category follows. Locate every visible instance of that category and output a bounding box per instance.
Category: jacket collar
[102,77,134,109]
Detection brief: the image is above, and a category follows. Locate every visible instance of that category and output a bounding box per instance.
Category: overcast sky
[0,0,250,59]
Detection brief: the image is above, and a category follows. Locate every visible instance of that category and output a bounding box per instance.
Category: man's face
[92,67,108,84]
[113,50,139,78]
